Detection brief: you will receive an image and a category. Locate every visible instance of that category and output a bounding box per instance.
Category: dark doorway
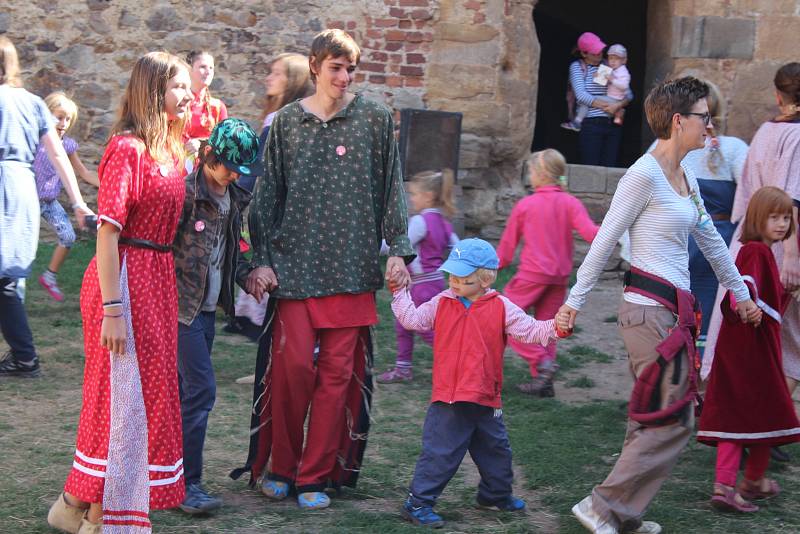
[531,0,649,167]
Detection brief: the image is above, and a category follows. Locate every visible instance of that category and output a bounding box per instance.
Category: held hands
[385,256,410,292]
[556,303,578,333]
[737,299,762,327]
[247,267,279,302]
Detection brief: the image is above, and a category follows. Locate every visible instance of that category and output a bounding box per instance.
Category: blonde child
[698,186,800,513]
[389,238,558,528]
[33,92,99,301]
[497,149,598,396]
[377,169,459,384]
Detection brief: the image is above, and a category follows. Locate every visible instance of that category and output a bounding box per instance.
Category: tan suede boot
[46,493,86,534]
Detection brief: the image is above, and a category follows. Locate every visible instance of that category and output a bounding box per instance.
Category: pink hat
[577,32,606,55]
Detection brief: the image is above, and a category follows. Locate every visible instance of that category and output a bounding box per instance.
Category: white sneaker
[630,521,661,534]
[572,495,618,534]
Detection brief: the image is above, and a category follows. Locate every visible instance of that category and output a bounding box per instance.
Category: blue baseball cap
[439,238,499,277]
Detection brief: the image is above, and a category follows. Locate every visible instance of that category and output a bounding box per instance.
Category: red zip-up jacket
[392,288,556,408]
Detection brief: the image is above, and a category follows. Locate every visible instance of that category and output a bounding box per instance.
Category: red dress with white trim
[65,135,185,531]
[698,241,800,446]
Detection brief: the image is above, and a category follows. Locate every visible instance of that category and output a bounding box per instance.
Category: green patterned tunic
[249,94,413,299]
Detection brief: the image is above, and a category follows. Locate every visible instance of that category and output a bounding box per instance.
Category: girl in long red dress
[698,186,800,513]
[47,52,193,534]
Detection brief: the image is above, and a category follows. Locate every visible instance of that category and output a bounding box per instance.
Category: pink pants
[715,442,770,487]
[503,277,566,377]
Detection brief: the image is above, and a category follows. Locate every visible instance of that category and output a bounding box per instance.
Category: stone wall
[3,0,796,241]
[645,0,798,143]
[3,0,538,239]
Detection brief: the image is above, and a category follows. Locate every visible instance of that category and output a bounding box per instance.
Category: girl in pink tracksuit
[498,149,599,396]
[377,169,459,384]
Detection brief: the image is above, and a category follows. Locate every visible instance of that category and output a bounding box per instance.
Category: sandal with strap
[711,483,759,513]
[738,477,781,500]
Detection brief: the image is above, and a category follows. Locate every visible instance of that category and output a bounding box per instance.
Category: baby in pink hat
[603,44,631,125]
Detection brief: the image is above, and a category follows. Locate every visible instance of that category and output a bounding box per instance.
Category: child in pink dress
[498,149,598,396]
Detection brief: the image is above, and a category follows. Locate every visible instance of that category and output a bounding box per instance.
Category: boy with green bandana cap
[173,118,263,515]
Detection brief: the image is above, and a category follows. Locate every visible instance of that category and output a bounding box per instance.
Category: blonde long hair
[262,53,314,120]
[109,51,189,163]
[0,37,22,87]
[411,168,456,218]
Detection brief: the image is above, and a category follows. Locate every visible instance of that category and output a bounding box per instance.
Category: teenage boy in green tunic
[243,29,414,510]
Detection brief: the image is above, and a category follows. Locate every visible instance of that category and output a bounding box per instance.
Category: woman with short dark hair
[557,77,760,534]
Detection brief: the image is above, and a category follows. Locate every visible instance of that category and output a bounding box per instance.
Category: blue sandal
[261,479,289,501]
[298,491,331,510]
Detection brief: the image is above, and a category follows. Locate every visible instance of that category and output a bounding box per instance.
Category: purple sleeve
[63,136,78,155]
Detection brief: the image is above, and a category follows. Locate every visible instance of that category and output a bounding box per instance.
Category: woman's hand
[101,311,127,355]
[72,204,94,231]
[736,299,762,326]
[780,254,800,291]
[556,304,578,331]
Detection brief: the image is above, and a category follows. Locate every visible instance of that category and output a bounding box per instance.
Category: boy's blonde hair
[44,92,79,133]
[528,149,566,185]
[475,268,497,286]
[411,168,456,218]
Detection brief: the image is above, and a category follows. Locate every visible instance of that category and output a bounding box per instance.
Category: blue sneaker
[261,479,289,501]
[401,500,444,528]
[179,483,223,515]
[297,491,330,509]
[476,495,526,512]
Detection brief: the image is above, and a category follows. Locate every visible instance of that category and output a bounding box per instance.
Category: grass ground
[1,239,798,533]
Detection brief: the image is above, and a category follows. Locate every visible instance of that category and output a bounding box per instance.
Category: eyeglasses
[681,112,711,126]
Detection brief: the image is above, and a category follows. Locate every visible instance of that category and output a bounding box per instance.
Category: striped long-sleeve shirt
[569,60,634,120]
[392,288,557,345]
[565,154,750,309]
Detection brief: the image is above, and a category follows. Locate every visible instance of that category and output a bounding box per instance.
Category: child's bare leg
[614,107,625,125]
[48,245,70,274]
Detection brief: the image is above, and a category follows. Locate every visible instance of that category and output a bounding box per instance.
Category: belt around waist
[119,237,172,253]
[710,213,731,222]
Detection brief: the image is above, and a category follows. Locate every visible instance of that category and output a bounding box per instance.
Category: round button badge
[195,220,205,232]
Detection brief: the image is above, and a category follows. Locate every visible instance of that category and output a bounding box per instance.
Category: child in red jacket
[498,149,598,397]
[390,238,558,528]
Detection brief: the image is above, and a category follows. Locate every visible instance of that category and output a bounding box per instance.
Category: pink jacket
[497,185,599,285]
[607,65,631,100]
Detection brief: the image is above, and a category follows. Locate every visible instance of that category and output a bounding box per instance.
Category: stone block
[755,16,800,62]
[435,22,499,43]
[672,16,755,59]
[429,99,510,137]
[459,134,491,169]
[53,45,97,73]
[568,165,608,193]
[426,64,496,99]
[0,12,9,33]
